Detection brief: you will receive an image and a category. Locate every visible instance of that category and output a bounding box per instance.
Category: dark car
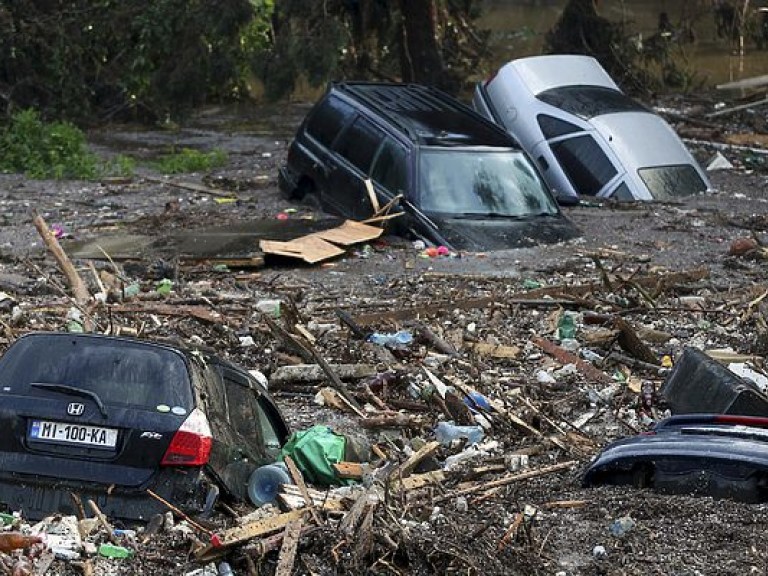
[0,332,289,520]
[279,82,580,250]
[583,414,768,503]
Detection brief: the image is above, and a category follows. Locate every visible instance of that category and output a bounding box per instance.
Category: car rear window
[537,86,647,119]
[0,335,193,410]
[550,135,618,196]
[638,165,708,200]
[305,96,354,148]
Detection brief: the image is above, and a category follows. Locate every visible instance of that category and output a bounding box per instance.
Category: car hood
[426,213,581,251]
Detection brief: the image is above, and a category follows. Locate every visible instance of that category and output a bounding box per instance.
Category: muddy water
[479,0,768,87]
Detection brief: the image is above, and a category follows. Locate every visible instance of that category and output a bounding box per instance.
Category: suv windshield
[0,334,193,410]
[418,149,558,216]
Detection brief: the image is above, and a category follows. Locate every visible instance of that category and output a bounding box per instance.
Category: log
[270,364,378,385]
[32,211,91,310]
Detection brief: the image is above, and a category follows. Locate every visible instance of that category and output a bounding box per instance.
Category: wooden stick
[145,489,217,540]
[87,499,118,544]
[32,211,90,307]
[433,461,577,503]
[283,456,322,526]
[274,519,303,576]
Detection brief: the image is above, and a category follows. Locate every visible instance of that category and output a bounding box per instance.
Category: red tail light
[161,408,212,466]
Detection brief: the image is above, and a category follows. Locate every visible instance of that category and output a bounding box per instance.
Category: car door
[327,115,385,219]
[369,135,409,224]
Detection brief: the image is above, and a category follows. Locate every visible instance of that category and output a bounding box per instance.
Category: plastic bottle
[97,543,133,558]
[247,461,292,507]
[557,313,576,340]
[218,562,234,576]
[0,533,43,553]
[367,330,413,347]
[434,421,484,446]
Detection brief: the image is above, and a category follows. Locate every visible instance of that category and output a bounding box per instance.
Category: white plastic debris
[728,363,768,392]
[536,370,556,384]
[706,151,734,171]
[593,544,607,558]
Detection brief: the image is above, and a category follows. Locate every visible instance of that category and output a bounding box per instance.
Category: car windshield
[537,86,647,119]
[0,334,193,409]
[418,149,558,216]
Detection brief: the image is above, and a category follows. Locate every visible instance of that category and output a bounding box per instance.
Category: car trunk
[0,333,194,489]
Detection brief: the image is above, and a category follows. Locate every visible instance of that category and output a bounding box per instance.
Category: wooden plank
[182,256,264,269]
[144,176,237,198]
[277,493,346,512]
[284,456,322,526]
[392,470,446,491]
[195,509,307,559]
[392,441,440,479]
[363,179,380,214]
[312,220,383,246]
[333,462,364,479]
[260,236,345,264]
[467,342,521,359]
[274,519,303,576]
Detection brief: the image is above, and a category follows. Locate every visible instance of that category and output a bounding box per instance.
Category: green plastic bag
[280,425,347,485]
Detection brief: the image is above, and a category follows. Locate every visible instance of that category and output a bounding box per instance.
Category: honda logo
[67,403,85,416]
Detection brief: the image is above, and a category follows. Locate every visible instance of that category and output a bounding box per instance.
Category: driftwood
[144,175,237,198]
[392,441,440,479]
[263,315,365,416]
[283,456,322,526]
[532,336,613,384]
[274,519,303,576]
[416,325,458,355]
[270,364,378,386]
[434,461,577,503]
[87,500,118,545]
[359,413,428,429]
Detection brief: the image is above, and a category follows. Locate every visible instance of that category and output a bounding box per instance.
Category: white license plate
[29,420,118,449]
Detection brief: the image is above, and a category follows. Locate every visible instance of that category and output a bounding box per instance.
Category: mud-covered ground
[1,101,768,575]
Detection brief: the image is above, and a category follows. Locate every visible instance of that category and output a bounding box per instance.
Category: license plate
[29,420,118,449]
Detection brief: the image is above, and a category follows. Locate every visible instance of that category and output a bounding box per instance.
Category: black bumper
[0,467,210,521]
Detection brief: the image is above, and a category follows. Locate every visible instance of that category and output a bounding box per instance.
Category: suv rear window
[305,96,354,147]
[0,335,193,409]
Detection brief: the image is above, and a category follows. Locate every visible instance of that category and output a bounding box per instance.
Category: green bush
[152,147,228,174]
[0,109,99,179]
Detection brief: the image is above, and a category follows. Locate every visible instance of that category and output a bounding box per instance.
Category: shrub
[152,147,228,174]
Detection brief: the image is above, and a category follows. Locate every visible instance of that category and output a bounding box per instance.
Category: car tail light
[715,414,768,428]
[161,408,212,466]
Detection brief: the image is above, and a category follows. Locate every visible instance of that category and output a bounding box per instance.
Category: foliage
[0,0,270,121]
[0,109,99,179]
[152,148,228,174]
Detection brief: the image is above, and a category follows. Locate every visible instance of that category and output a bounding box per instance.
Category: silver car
[473,55,710,203]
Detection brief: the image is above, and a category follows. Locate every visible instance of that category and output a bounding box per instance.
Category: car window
[418,149,558,216]
[537,86,648,119]
[222,368,262,444]
[550,135,618,196]
[255,398,283,459]
[0,335,193,409]
[334,116,383,173]
[638,165,708,200]
[305,96,354,148]
[538,114,582,139]
[371,138,407,193]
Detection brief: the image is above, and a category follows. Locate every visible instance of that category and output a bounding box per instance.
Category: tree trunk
[398,0,445,88]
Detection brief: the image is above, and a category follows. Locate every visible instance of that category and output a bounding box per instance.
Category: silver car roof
[502,55,619,96]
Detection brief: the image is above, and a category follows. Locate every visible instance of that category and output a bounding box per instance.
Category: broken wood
[467,342,521,359]
[531,336,613,384]
[359,412,428,429]
[416,325,459,355]
[263,315,365,416]
[392,470,446,491]
[392,441,440,479]
[333,461,365,480]
[32,210,91,308]
[112,303,222,324]
[274,519,303,576]
[283,455,322,526]
[434,461,577,503]
[144,175,237,198]
[86,499,118,545]
[196,509,308,560]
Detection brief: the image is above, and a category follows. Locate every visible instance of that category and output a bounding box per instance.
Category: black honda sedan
[0,332,289,520]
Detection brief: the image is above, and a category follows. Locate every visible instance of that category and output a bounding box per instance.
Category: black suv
[279,82,580,250]
[0,332,289,520]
